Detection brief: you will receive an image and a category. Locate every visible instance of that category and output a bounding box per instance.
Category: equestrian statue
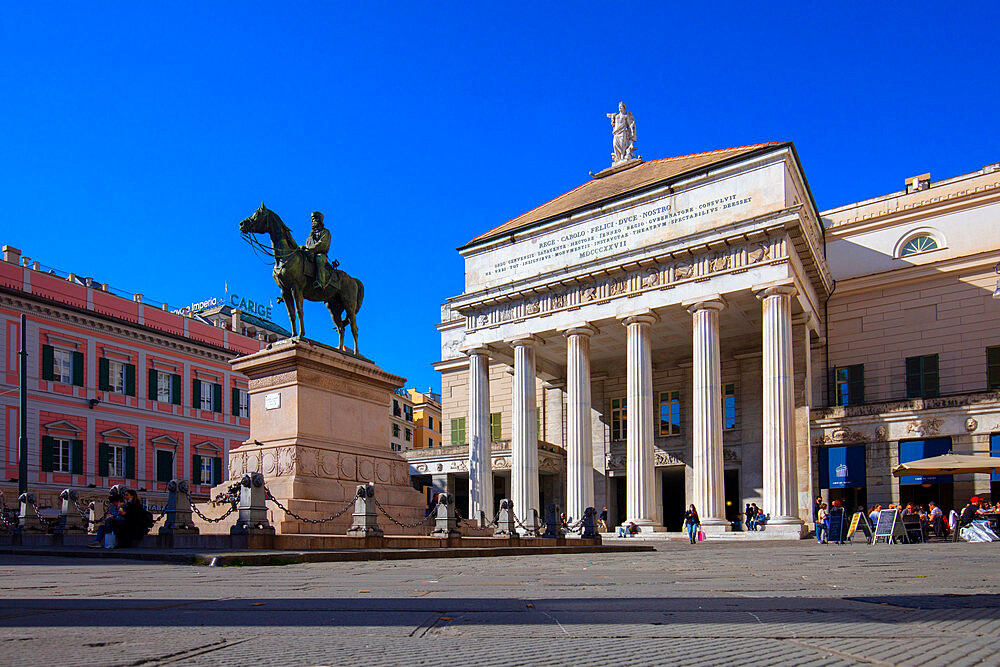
[239,203,364,354]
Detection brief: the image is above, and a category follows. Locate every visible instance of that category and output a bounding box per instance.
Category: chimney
[905,173,931,194]
[21,256,31,267]
[133,293,143,303]
[232,308,242,332]
[2,245,21,265]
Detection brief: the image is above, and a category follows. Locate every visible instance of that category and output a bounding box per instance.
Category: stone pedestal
[210,339,427,535]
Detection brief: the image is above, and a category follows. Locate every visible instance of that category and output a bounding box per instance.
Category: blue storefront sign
[819,445,867,489]
[898,437,953,485]
[991,434,1000,483]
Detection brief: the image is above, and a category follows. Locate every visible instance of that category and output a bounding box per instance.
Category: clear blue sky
[3,4,998,392]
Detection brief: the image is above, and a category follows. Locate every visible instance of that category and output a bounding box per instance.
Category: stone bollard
[230,472,275,535]
[347,484,383,537]
[580,507,598,539]
[18,493,45,532]
[493,498,518,537]
[431,493,460,538]
[542,503,562,539]
[159,479,199,535]
[525,508,541,537]
[56,489,87,534]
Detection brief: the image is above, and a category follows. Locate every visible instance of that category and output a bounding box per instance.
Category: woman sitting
[112,489,154,548]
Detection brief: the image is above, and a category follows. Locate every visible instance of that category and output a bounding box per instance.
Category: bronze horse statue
[239,204,364,353]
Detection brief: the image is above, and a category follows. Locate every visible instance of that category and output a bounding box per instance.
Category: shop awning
[892,453,1000,477]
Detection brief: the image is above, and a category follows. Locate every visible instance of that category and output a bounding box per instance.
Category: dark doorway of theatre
[453,476,469,519]
[724,469,740,526]
[899,482,954,510]
[660,467,685,530]
[612,476,627,527]
[828,487,868,513]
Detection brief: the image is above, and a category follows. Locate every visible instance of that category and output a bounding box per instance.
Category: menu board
[846,512,873,543]
[827,507,847,544]
[873,508,905,545]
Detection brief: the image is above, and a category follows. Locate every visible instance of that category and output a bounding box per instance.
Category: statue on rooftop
[607,101,637,165]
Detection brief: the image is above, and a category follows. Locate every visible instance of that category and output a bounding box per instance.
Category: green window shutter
[98,358,110,391]
[41,436,54,472]
[192,454,202,484]
[98,443,110,477]
[124,446,136,479]
[71,440,83,475]
[849,365,865,405]
[148,368,158,400]
[41,345,54,380]
[156,450,173,483]
[924,355,939,398]
[231,387,240,416]
[125,363,136,396]
[490,413,502,441]
[192,378,201,408]
[989,347,1000,390]
[171,374,182,405]
[905,357,921,398]
[71,351,84,387]
[212,383,223,413]
[213,457,223,486]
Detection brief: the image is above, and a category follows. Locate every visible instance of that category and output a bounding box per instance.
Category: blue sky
[2,4,997,392]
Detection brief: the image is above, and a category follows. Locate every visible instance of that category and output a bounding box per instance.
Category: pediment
[100,427,134,441]
[150,434,180,448]
[192,440,221,453]
[43,419,81,434]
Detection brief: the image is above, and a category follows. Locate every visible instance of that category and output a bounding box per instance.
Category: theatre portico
[429,143,831,537]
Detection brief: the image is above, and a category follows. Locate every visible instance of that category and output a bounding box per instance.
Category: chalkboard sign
[846,511,873,543]
[827,507,846,544]
[873,508,905,545]
[901,514,925,543]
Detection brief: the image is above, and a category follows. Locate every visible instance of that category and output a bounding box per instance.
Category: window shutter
[72,351,84,386]
[192,454,202,484]
[98,358,110,391]
[125,363,136,396]
[989,347,1000,389]
[213,457,223,485]
[125,446,136,479]
[212,383,223,413]
[156,450,173,483]
[192,378,201,408]
[850,365,865,405]
[71,440,83,475]
[98,443,110,477]
[41,436,54,472]
[41,345,54,381]
[148,368,158,400]
[924,355,939,398]
[171,374,181,405]
[231,387,240,416]
[905,357,921,398]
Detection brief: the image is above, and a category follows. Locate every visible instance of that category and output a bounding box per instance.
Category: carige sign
[171,291,273,320]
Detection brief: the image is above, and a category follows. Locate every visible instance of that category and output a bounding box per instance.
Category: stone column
[564,325,597,523]
[687,297,729,529]
[466,348,493,520]
[622,312,658,529]
[757,285,802,527]
[511,336,540,526]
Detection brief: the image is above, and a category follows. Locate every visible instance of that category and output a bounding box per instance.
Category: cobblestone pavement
[1,540,999,666]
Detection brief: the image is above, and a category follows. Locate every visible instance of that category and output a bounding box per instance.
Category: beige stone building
[423,142,1000,534]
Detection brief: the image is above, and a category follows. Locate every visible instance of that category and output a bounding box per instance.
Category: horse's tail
[354,278,364,314]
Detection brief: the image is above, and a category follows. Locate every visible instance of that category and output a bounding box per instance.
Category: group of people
[89,488,154,548]
[814,495,999,543]
[742,503,768,531]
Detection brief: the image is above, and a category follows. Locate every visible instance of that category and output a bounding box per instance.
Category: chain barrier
[190,502,237,524]
[373,497,438,529]
[264,488,355,525]
[29,501,62,528]
[211,482,242,506]
[0,492,15,531]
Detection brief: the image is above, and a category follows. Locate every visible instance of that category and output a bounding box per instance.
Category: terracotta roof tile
[465,142,786,247]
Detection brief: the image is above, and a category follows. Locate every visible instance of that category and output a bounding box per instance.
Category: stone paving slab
[1,541,999,666]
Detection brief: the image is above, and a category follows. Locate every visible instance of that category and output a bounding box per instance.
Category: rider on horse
[304,211,338,290]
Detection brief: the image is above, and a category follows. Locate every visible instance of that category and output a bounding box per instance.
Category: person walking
[816,502,829,543]
[683,504,700,544]
[598,507,609,532]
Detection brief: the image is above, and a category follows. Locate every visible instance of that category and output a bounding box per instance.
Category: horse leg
[295,289,306,339]
[327,302,346,350]
[348,308,360,355]
[282,287,297,338]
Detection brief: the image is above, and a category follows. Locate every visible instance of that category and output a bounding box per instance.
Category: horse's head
[239,202,272,235]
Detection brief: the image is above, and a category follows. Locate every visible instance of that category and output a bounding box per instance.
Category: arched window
[899,234,939,257]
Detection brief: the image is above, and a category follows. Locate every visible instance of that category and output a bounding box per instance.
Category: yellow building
[408,388,442,449]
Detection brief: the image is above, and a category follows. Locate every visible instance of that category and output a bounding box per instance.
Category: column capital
[618,310,660,327]
[507,334,543,349]
[559,323,599,338]
[460,345,491,357]
[683,294,727,315]
[753,282,797,300]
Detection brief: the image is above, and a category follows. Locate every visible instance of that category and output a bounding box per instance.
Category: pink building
[0,245,262,509]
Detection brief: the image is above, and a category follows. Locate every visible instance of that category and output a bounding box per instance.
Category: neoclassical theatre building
[413,141,1000,535]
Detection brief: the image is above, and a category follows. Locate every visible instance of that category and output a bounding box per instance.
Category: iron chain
[373,497,437,529]
[264,488,355,524]
[190,502,237,524]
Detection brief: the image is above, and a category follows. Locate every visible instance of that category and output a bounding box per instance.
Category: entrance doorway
[724,469,740,525]
[660,467,685,530]
[612,476,627,527]
[828,487,867,513]
[453,476,469,519]
[900,483,955,511]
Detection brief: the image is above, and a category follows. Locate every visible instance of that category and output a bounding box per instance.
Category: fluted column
[466,348,493,520]
[564,324,597,523]
[688,297,728,528]
[757,285,800,524]
[622,312,658,527]
[510,336,540,527]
